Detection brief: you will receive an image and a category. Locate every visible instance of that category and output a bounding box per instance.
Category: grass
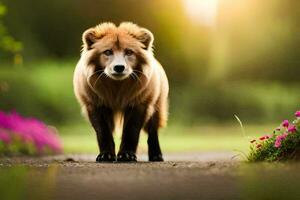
[58,121,277,155]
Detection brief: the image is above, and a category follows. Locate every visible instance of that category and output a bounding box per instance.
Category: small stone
[64,158,76,162]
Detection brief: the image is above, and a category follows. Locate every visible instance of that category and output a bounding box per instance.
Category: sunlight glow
[183,0,219,26]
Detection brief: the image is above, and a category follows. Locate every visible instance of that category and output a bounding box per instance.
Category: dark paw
[96,152,116,162]
[149,154,164,162]
[117,152,137,162]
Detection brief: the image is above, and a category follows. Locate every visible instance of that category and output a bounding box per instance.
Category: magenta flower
[288,125,297,133]
[274,140,281,148]
[249,110,300,161]
[0,111,63,154]
[282,120,289,128]
[274,132,288,148]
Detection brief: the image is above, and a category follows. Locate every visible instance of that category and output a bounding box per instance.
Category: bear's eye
[103,49,113,56]
[125,49,134,56]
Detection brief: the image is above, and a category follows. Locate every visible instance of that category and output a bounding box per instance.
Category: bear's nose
[113,65,125,73]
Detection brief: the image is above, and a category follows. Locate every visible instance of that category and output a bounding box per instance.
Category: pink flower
[274,132,288,148]
[274,140,281,148]
[0,111,63,154]
[295,111,300,117]
[282,120,289,128]
[288,125,297,133]
[256,144,262,148]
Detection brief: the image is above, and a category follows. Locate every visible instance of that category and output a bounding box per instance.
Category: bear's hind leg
[144,111,164,162]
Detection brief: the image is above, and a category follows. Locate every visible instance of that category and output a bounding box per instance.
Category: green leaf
[0,4,7,16]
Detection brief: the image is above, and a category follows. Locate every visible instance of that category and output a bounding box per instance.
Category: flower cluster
[273,120,297,148]
[0,111,63,155]
[248,110,300,162]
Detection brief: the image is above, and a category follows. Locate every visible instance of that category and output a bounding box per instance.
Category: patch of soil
[0,152,242,200]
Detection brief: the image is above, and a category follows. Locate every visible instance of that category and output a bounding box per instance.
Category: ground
[0,122,297,200]
[1,152,300,200]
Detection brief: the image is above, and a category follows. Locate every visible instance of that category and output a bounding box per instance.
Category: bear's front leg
[87,105,116,162]
[117,105,147,162]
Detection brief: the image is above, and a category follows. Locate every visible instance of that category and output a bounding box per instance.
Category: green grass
[58,121,277,154]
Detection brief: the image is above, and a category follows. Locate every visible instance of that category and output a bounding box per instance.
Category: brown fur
[73,22,169,162]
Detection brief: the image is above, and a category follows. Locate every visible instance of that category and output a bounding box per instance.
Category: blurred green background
[0,0,299,153]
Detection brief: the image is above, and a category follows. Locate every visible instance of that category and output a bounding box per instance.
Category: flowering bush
[248,111,300,161]
[0,111,63,155]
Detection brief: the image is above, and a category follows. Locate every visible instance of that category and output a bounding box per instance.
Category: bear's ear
[82,28,97,49]
[136,28,154,50]
[119,22,154,50]
[82,22,116,50]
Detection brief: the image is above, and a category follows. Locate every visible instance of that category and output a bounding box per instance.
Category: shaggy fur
[73,22,169,162]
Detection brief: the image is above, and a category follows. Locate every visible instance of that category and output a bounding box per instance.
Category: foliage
[1,0,300,125]
[0,111,62,155]
[0,2,22,58]
[0,61,80,124]
[2,0,300,81]
[248,111,300,162]
[0,0,299,126]
[1,61,300,125]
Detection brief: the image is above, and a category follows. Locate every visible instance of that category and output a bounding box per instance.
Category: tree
[0,2,22,64]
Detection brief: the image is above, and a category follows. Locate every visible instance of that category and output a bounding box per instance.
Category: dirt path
[1,152,300,200]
